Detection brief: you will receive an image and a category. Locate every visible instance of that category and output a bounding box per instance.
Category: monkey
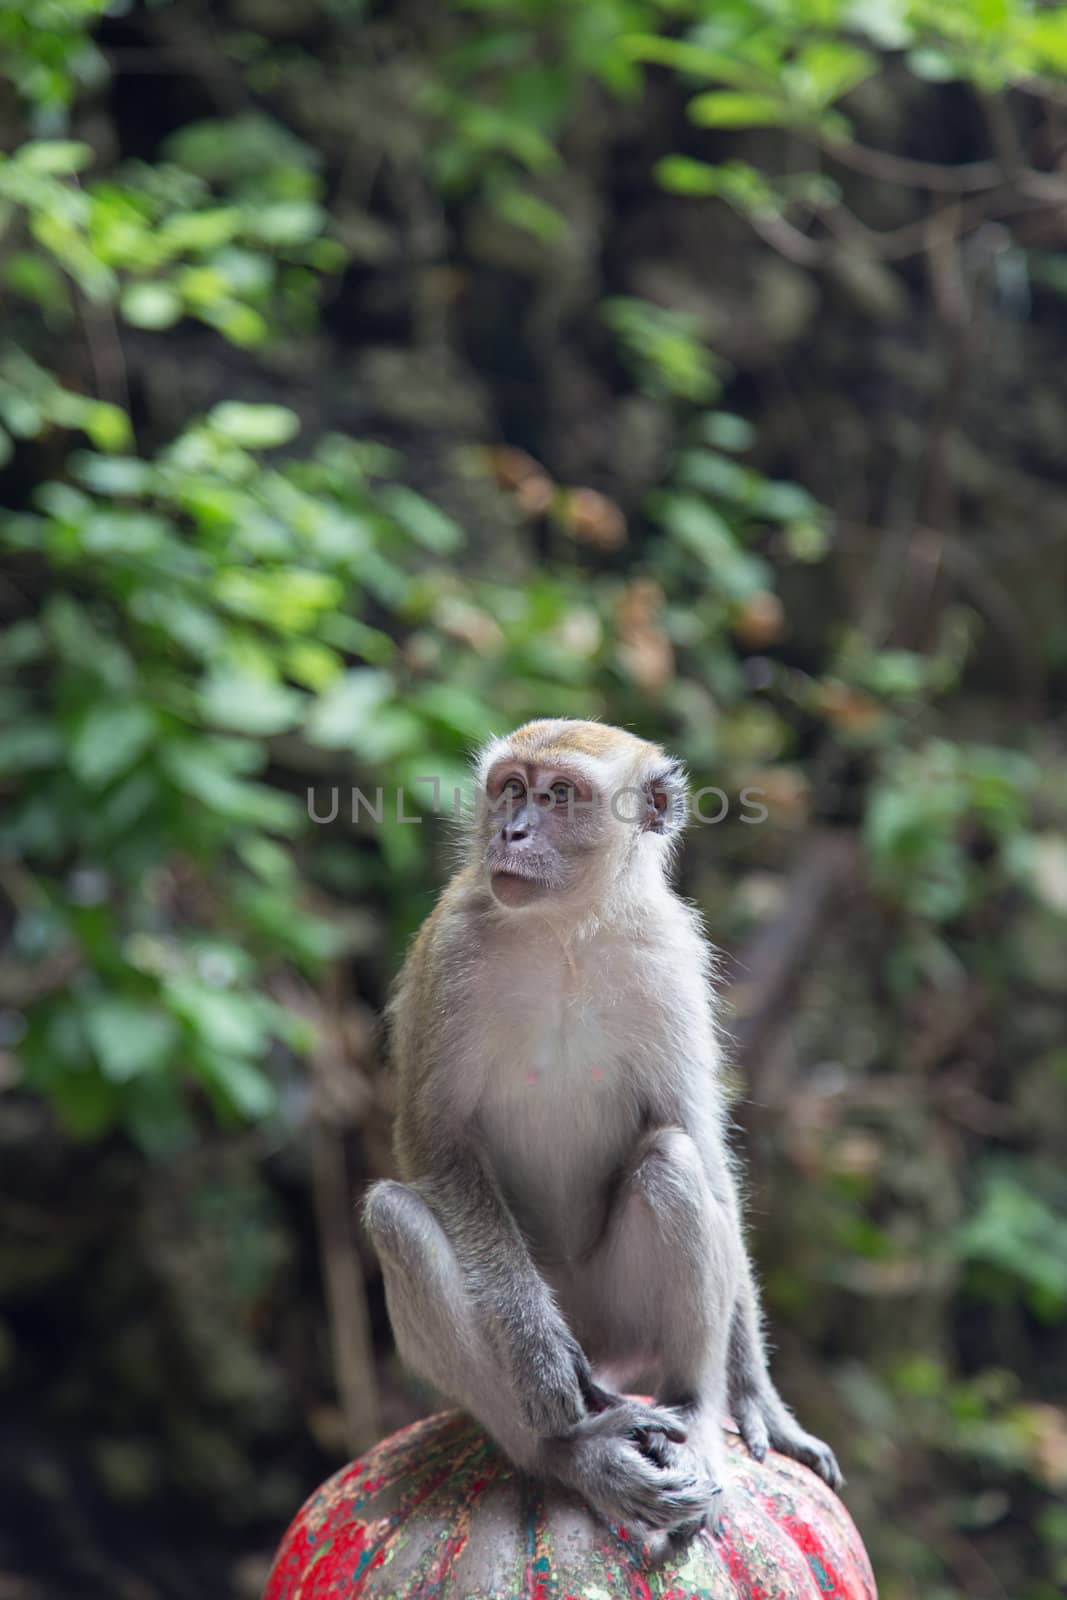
[363,718,841,1547]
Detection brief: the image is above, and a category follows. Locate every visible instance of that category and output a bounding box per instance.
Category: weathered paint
[264,1413,878,1600]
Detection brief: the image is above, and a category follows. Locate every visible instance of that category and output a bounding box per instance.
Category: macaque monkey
[364,719,841,1544]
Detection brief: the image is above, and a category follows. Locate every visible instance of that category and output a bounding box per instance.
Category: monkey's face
[482,761,603,908]
[476,721,688,913]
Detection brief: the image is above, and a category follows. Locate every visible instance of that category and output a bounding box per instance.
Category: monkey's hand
[543,1406,718,1537]
[732,1385,843,1491]
[589,1394,689,1464]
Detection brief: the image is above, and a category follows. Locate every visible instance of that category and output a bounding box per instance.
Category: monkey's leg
[578,1126,743,1538]
[364,1178,713,1535]
[364,1179,528,1454]
[727,1271,843,1490]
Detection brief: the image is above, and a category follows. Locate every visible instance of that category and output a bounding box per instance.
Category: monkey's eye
[500,777,526,803]
[550,781,576,806]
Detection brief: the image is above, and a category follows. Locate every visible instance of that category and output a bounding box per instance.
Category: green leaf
[251,200,325,244]
[377,484,464,552]
[621,35,773,90]
[86,998,178,1082]
[31,211,116,301]
[787,42,876,109]
[284,640,342,692]
[956,1165,1067,1320]
[199,670,303,735]
[236,836,295,885]
[164,112,319,182]
[209,302,269,346]
[906,48,959,83]
[120,281,182,329]
[754,480,820,522]
[3,251,70,314]
[409,683,498,742]
[168,982,269,1056]
[195,1050,277,1119]
[654,156,725,197]
[45,596,135,688]
[17,140,93,175]
[69,453,152,495]
[1028,12,1067,74]
[306,668,393,749]
[213,567,342,629]
[159,207,243,254]
[80,510,167,553]
[162,744,302,831]
[69,703,155,787]
[699,413,755,452]
[207,402,301,449]
[82,401,132,452]
[0,620,44,668]
[346,704,423,764]
[656,494,770,598]
[491,186,568,242]
[784,520,830,561]
[655,156,779,215]
[0,721,64,773]
[659,494,734,558]
[689,91,794,129]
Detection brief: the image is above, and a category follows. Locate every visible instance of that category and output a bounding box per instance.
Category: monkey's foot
[653,1435,726,1554]
[733,1393,844,1491]
[645,1485,725,1568]
[662,1491,725,1558]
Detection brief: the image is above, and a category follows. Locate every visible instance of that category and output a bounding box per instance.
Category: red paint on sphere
[264,1411,877,1600]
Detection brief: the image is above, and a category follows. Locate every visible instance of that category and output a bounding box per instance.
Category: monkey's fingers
[764,1415,845,1492]
[618,1451,721,1535]
[786,1434,844,1492]
[636,1428,672,1469]
[566,1399,679,1446]
[589,1396,689,1447]
[626,1401,689,1445]
[544,1426,715,1536]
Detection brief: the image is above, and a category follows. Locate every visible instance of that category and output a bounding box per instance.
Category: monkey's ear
[643,760,687,835]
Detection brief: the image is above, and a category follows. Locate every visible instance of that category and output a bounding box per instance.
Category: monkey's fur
[364,719,841,1546]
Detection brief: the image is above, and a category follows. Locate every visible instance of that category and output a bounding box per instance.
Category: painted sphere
[265,1410,877,1600]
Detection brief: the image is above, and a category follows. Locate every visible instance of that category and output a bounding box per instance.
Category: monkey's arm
[725,1252,843,1487]
[412,1131,604,1436]
[642,1076,842,1492]
[689,1113,843,1487]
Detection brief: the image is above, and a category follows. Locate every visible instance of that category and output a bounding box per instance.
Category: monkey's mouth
[491,859,544,879]
[489,862,554,905]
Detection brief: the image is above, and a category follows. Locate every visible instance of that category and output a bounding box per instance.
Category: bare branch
[819,136,1002,193]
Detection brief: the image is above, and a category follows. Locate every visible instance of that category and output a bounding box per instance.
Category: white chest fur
[468,920,663,1260]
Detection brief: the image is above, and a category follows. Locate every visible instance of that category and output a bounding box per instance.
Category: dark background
[1,3,1066,1597]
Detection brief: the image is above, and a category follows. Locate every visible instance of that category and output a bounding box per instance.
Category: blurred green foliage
[2,410,474,1142]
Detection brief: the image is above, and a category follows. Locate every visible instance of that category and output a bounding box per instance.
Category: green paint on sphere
[265,1411,877,1600]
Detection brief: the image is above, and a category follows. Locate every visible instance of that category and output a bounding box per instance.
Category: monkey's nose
[501,820,530,843]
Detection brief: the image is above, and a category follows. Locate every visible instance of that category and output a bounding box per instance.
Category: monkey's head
[473,719,687,912]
